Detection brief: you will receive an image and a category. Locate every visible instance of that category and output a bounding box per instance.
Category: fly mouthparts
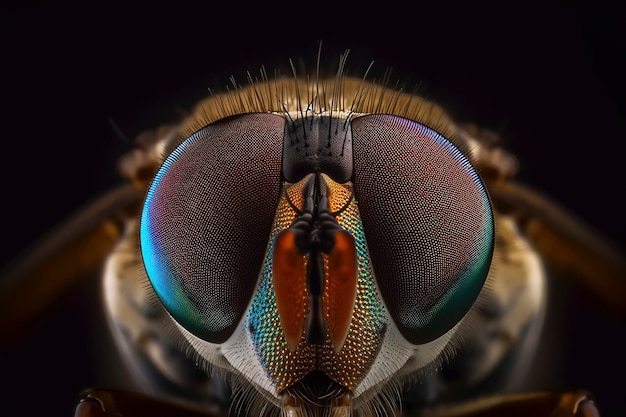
[281,392,351,417]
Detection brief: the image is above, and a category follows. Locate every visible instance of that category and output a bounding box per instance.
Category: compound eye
[352,115,494,345]
[140,113,284,344]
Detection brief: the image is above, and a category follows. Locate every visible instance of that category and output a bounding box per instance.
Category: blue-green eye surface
[351,114,494,345]
[140,113,284,344]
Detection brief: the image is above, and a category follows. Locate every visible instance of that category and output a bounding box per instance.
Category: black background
[1,2,625,416]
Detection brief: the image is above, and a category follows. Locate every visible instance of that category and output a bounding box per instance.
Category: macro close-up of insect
[1,5,625,417]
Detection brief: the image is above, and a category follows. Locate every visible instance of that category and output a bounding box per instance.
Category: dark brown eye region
[140,113,284,343]
[351,114,494,344]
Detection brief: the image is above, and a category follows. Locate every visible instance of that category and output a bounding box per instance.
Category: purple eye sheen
[140,113,284,343]
[351,114,494,344]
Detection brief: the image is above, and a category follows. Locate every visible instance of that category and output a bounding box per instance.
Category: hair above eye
[140,113,285,344]
[351,114,494,345]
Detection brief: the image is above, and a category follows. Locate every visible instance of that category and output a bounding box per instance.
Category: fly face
[103,68,547,417]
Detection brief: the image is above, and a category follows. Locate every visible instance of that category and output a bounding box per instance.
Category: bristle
[163,61,459,167]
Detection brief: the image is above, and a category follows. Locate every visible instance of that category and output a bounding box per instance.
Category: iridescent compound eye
[140,109,493,349]
[351,114,494,345]
[140,113,285,343]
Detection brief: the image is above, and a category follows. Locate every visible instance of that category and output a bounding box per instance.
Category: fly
[2,50,624,417]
